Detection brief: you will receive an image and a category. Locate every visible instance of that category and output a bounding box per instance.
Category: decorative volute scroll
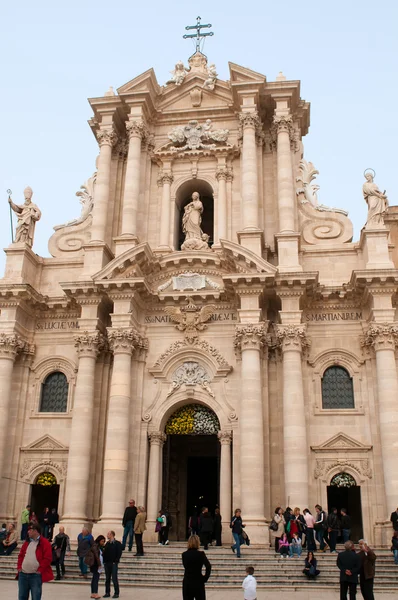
[296,159,353,245]
[167,361,214,398]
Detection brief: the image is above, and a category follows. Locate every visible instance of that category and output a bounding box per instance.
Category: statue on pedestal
[363,171,388,229]
[8,187,41,247]
[167,61,189,86]
[181,192,210,251]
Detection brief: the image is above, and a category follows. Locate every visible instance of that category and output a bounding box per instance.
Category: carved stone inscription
[305,311,362,323]
[36,321,80,331]
[145,311,237,324]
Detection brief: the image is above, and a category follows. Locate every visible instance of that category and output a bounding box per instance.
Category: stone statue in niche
[181,192,210,251]
[8,186,41,247]
[167,61,189,86]
[363,171,388,229]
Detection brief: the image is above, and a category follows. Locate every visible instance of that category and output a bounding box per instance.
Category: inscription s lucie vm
[36,321,80,331]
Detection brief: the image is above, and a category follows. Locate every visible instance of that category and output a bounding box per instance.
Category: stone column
[239,113,260,230]
[235,324,265,534]
[363,324,398,513]
[158,172,174,249]
[276,324,309,508]
[273,115,295,233]
[218,431,232,524]
[101,329,137,521]
[147,432,167,523]
[62,331,103,522]
[121,120,147,238]
[216,167,228,243]
[0,334,23,518]
[90,128,117,243]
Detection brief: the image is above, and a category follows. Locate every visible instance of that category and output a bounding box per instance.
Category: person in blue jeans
[230,508,245,558]
[340,508,351,543]
[289,533,303,558]
[77,527,93,577]
[121,499,137,552]
[392,531,398,565]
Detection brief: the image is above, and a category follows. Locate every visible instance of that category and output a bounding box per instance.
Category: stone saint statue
[8,186,41,247]
[181,192,210,251]
[363,172,388,229]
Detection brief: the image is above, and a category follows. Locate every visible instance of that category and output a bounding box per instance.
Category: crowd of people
[0,501,397,599]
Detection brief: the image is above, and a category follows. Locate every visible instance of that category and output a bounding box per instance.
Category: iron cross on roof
[183,16,214,53]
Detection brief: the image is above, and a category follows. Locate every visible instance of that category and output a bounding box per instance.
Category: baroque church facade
[1,50,397,545]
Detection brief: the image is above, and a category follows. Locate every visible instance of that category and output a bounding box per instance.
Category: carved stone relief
[167,361,214,398]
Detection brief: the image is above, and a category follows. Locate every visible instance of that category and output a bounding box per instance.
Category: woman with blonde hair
[182,534,211,600]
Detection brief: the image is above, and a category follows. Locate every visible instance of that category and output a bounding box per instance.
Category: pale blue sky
[1,0,397,275]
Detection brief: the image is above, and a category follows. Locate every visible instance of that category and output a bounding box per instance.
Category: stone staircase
[0,544,397,591]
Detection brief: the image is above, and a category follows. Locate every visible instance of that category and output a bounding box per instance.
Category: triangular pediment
[229,62,266,84]
[22,435,68,452]
[117,68,160,96]
[311,432,372,452]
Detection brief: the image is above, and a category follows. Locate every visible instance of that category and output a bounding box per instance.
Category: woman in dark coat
[198,508,213,550]
[303,551,320,579]
[213,507,222,547]
[182,534,211,600]
[87,534,105,599]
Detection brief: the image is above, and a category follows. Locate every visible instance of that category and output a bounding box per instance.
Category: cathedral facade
[1,51,397,545]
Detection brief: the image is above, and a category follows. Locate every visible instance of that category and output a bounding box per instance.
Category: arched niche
[173,179,214,250]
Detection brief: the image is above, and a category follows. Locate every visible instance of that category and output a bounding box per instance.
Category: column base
[58,519,93,540]
[237,229,264,256]
[373,520,393,548]
[94,520,124,540]
[275,232,302,272]
[114,235,140,257]
[241,518,268,545]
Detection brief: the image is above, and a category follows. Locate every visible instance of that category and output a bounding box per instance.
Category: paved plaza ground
[1,581,397,600]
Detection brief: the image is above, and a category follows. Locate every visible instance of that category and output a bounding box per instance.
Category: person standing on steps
[337,540,361,600]
[357,539,376,600]
[134,505,147,557]
[199,507,213,551]
[77,526,94,578]
[230,509,245,559]
[327,507,340,553]
[303,509,316,552]
[20,505,30,541]
[103,531,122,599]
[121,499,137,552]
[182,534,211,600]
[213,507,222,547]
[314,505,328,552]
[84,534,105,599]
[160,509,170,546]
[391,530,398,565]
[270,507,285,553]
[341,509,352,544]
[52,526,70,580]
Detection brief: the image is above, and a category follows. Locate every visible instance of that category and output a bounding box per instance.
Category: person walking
[242,566,257,600]
[121,499,137,552]
[189,510,199,536]
[289,533,303,558]
[16,523,54,600]
[303,509,316,552]
[230,509,245,559]
[103,530,122,599]
[303,551,320,579]
[271,507,285,553]
[341,509,352,544]
[327,507,340,553]
[213,507,222,547]
[77,526,94,578]
[134,505,147,557]
[85,534,105,599]
[314,505,328,551]
[182,534,211,600]
[337,540,360,600]
[199,508,213,551]
[20,505,31,541]
[52,526,70,580]
[358,539,376,600]
[0,523,18,555]
[391,531,398,565]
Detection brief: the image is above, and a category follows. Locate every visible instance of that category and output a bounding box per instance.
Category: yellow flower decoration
[165,404,220,435]
[36,472,57,487]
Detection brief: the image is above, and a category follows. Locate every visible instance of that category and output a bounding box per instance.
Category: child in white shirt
[242,566,257,600]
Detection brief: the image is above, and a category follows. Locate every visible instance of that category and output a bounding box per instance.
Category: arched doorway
[162,404,220,540]
[327,472,363,541]
[174,179,214,250]
[30,471,60,520]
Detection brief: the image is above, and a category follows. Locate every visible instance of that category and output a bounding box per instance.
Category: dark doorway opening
[327,484,363,541]
[30,483,60,518]
[163,434,219,540]
[178,195,214,249]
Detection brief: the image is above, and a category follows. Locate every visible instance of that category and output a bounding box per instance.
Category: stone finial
[104,86,116,96]
[276,71,287,81]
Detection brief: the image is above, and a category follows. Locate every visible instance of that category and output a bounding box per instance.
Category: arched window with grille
[39,372,69,413]
[321,366,355,409]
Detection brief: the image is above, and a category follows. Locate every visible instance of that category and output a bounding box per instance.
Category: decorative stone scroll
[158,272,220,292]
[167,361,214,398]
[362,323,398,352]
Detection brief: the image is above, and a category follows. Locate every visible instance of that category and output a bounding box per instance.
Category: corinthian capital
[126,119,148,140]
[157,172,174,186]
[97,128,118,147]
[217,430,232,445]
[275,324,310,352]
[149,431,167,446]
[215,167,229,181]
[0,333,25,360]
[234,323,267,354]
[362,323,398,352]
[108,328,139,355]
[272,114,293,133]
[239,111,261,130]
[74,331,105,358]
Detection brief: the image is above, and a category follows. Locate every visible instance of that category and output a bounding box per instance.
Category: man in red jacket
[17,523,53,600]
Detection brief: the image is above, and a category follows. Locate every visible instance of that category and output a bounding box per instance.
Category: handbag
[55,548,62,559]
[269,519,278,532]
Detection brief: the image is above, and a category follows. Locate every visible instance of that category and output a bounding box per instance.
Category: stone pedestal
[276,324,309,509]
[3,243,41,286]
[360,227,394,270]
[236,230,263,257]
[275,233,302,272]
[62,331,103,523]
